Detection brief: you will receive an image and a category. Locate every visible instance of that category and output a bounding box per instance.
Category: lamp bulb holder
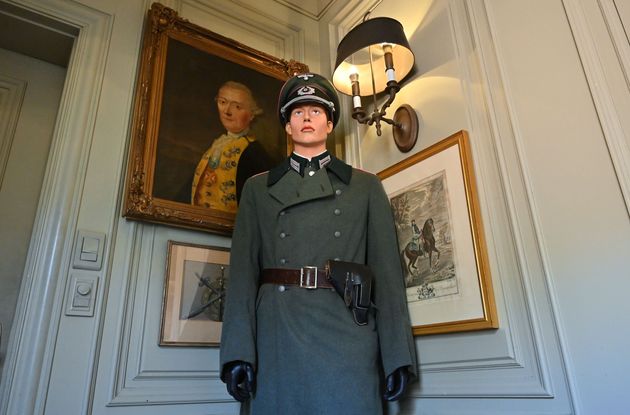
[348,82,418,152]
[386,80,400,92]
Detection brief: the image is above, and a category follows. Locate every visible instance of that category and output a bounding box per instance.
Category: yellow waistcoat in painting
[192,134,253,213]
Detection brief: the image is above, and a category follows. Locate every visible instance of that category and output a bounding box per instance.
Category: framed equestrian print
[123,3,308,235]
[160,241,230,346]
[377,130,498,335]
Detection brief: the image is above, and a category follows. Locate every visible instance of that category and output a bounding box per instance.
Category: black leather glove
[383,366,409,401]
[223,360,255,402]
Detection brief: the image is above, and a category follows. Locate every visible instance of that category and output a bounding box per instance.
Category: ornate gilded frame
[378,130,498,335]
[123,3,307,234]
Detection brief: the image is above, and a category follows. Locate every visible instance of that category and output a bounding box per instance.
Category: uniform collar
[267,153,352,186]
[289,151,331,176]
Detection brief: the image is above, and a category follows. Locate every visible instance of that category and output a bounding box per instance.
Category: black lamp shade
[332,17,415,96]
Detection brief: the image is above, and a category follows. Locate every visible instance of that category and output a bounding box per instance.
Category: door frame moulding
[0,75,26,187]
[562,0,630,216]
[447,0,579,411]
[0,1,113,414]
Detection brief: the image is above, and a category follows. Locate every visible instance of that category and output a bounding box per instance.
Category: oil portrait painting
[123,3,307,234]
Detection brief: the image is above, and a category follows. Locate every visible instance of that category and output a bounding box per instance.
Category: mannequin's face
[285,104,332,155]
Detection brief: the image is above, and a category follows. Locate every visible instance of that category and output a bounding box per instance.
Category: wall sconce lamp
[332,15,418,152]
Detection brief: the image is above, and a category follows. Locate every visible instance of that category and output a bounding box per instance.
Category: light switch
[73,230,106,270]
[65,274,98,317]
[80,237,99,262]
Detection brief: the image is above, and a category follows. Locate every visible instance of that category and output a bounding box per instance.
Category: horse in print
[401,239,423,281]
[421,218,440,270]
[400,218,440,283]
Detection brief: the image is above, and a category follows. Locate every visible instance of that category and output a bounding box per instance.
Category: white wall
[1,0,628,414]
[484,1,630,412]
[0,48,66,376]
[353,0,630,413]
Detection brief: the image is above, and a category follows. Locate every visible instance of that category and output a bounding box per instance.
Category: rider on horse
[409,219,424,254]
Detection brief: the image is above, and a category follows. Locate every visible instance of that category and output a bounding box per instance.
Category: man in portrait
[191,81,272,213]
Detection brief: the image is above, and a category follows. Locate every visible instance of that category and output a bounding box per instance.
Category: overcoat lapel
[268,169,334,208]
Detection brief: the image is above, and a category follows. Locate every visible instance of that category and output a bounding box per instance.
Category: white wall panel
[103,225,230,407]
[476,0,630,413]
[179,0,301,60]
[169,0,331,71]
[563,0,630,214]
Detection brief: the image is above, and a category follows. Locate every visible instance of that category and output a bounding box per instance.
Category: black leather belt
[261,267,333,289]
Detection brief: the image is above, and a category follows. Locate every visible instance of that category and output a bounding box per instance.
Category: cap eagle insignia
[297,86,315,96]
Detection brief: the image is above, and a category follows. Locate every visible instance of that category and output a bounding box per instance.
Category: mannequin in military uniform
[191,81,271,212]
[219,73,417,414]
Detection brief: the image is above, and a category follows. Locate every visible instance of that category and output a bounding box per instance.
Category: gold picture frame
[378,130,498,335]
[123,3,308,234]
[160,241,230,346]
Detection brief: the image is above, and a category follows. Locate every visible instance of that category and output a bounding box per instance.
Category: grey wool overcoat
[220,155,417,415]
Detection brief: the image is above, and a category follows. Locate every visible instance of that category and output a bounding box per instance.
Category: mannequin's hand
[223,361,255,402]
[383,366,409,401]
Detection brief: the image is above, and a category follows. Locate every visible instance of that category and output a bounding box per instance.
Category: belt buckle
[300,266,318,289]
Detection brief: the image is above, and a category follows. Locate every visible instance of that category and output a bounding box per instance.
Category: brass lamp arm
[351,84,400,136]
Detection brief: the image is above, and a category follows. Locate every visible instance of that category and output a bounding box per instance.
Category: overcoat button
[280,258,287,264]
[334,231,341,238]
[334,208,341,215]
[280,232,286,239]
[278,285,286,292]
[335,189,342,196]
[308,170,315,176]
[280,211,286,216]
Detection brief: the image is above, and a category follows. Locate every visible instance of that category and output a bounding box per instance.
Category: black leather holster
[325,260,373,325]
